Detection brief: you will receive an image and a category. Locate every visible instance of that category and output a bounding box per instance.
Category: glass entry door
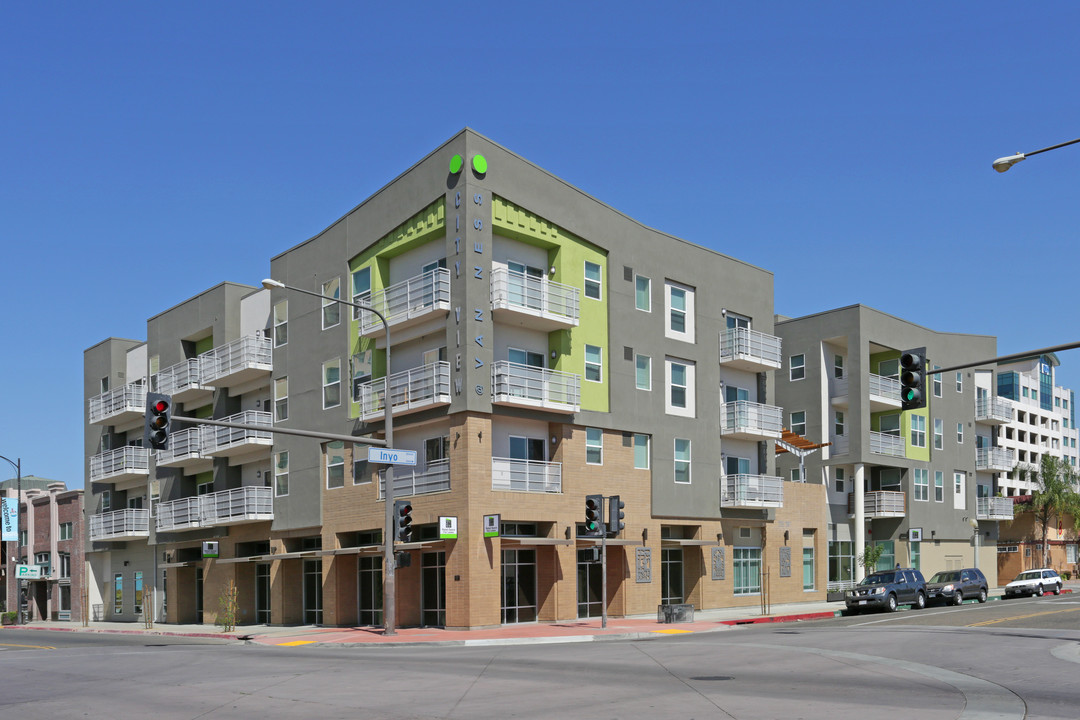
[501,549,537,623]
[303,559,323,625]
[577,549,602,618]
[421,552,446,627]
[255,563,271,624]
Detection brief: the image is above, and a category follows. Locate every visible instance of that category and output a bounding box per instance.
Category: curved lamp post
[0,454,21,625]
[261,278,399,636]
[993,137,1080,173]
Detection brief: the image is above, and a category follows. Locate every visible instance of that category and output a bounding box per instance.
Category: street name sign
[367,447,418,466]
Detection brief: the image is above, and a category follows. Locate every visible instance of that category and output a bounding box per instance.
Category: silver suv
[846,568,927,613]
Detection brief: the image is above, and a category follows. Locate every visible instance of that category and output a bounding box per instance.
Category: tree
[1014,456,1080,568]
[857,543,886,575]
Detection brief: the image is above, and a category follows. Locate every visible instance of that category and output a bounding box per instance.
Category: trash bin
[657,603,695,623]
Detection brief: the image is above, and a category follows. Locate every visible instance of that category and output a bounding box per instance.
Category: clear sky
[2,3,1078,488]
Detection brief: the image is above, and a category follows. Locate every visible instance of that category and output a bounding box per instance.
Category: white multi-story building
[994,354,1079,496]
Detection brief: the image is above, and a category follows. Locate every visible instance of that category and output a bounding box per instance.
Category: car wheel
[886,594,898,613]
[1053,583,1062,595]
[953,590,964,606]
[978,588,987,603]
[914,592,926,610]
[1035,584,1045,597]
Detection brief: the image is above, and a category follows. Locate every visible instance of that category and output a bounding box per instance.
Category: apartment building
[2,478,84,621]
[83,129,828,628]
[773,306,1013,590]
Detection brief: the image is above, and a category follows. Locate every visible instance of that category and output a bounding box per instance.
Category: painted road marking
[968,606,1080,627]
[0,642,56,649]
[277,640,317,646]
[653,629,693,634]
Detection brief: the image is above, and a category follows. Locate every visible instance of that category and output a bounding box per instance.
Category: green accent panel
[449,154,463,174]
[195,471,213,486]
[493,196,608,412]
[194,336,214,355]
[472,154,487,174]
[194,404,214,419]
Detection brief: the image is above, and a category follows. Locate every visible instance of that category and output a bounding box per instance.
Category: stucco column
[854,462,866,582]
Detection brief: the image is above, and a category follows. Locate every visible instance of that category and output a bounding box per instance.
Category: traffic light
[607,495,625,537]
[584,494,604,537]
[394,500,413,543]
[144,392,172,449]
[899,348,927,411]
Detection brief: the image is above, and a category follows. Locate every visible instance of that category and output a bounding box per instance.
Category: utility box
[657,603,695,623]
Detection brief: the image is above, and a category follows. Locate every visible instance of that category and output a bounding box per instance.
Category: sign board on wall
[483,514,500,538]
[439,516,458,539]
[16,564,42,580]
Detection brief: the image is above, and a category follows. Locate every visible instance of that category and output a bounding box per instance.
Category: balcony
[88,382,146,426]
[156,358,213,405]
[356,268,451,338]
[848,490,906,518]
[200,335,272,391]
[156,487,274,533]
[720,401,783,440]
[89,446,150,486]
[154,426,211,471]
[977,496,1015,521]
[718,327,782,372]
[975,396,1013,425]
[89,508,150,542]
[492,457,562,493]
[202,411,273,459]
[870,431,905,458]
[720,474,783,508]
[976,447,1014,472]
[378,459,451,498]
[832,373,901,412]
[491,361,580,413]
[356,362,451,422]
[490,267,579,331]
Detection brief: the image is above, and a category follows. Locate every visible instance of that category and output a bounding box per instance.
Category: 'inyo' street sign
[367,447,418,466]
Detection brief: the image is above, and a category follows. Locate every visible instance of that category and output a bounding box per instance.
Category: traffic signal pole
[924,340,1080,377]
[170,414,387,447]
[601,523,607,629]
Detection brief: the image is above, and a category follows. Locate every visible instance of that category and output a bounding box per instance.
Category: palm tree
[1014,456,1080,568]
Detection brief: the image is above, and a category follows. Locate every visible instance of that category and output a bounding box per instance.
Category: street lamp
[968,516,980,568]
[0,454,21,625]
[261,278,400,636]
[992,137,1080,172]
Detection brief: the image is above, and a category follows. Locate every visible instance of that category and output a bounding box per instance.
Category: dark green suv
[845,568,927,613]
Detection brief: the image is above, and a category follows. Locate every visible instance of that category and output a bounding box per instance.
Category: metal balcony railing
[200,335,272,386]
[88,382,146,425]
[89,508,150,542]
[89,446,150,483]
[202,411,272,455]
[156,487,274,532]
[154,426,205,466]
[720,401,783,438]
[490,267,579,326]
[155,496,203,532]
[492,458,562,493]
[975,396,1013,424]
[868,373,901,401]
[977,496,1015,521]
[719,327,782,368]
[378,459,451,498]
[156,358,208,398]
[976,447,1014,472]
[356,268,451,334]
[848,490,906,517]
[356,362,451,420]
[720,474,784,508]
[491,361,580,412]
[830,434,850,456]
[870,431,905,457]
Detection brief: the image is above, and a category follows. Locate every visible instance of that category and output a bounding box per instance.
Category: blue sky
[2,3,1078,488]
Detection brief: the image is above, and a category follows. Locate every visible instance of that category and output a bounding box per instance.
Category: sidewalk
[7,584,1073,648]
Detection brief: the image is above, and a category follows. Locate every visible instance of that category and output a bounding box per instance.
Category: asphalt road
[2,596,1078,719]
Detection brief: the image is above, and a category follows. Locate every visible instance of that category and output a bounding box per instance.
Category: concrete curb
[2,624,241,641]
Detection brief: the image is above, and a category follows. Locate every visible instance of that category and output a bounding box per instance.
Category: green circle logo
[449,154,463,174]
[472,154,488,175]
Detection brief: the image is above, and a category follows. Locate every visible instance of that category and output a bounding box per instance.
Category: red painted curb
[718,611,838,626]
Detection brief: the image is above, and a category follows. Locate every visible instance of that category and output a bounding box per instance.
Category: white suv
[1004,568,1062,598]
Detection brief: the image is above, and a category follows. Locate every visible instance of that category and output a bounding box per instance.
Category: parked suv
[1004,568,1062,598]
[846,568,926,613]
[925,568,988,605]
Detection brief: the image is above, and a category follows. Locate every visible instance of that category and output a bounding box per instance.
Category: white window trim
[665,357,695,417]
[674,438,692,484]
[275,451,289,497]
[586,427,603,465]
[664,280,695,342]
[584,261,602,301]
[323,358,342,409]
[635,354,652,391]
[273,300,288,348]
[634,433,650,470]
[584,344,603,383]
[322,277,341,330]
[326,443,345,489]
[635,275,651,312]
[790,354,806,381]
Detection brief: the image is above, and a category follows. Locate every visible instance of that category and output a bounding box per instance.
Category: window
[790,411,806,436]
[584,261,602,300]
[733,547,762,595]
[273,300,288,347]
[634,434,650,469]
[274,377,288,422]
[803,547,815,591]
[934,418,943,450]
[674,438,691,483]
[956,371,963,393]
[586,427,603,465]
[584,345,602,382]
[274,451,289,496]
[114,574,123,615]
[790,467,804,482]
[635,354,651,390]
[351,266,371,309]
[101,490,111,512]
[197,475,213,495]
[955,471,964,494]
[323,359,341,409]
[665,281,694,340]
[99,376,110,394]
[834,355,844,379]
[59,522,73,541]
[911,415,926,448]
[933,365,942,397]
[353,444,370,484]
[914,468,928,501]
[326,441,345,489]
[934,471,944,502]
[834,411,845,437]
[322,277,341,329]
[36,552,50,567]
[878,359,899,378]
[666,358,695,416]
[957,422,964,444]
[59,552,71,579]
[834,468,845,493]
[790,354,805,381]
[635,276,651,311]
